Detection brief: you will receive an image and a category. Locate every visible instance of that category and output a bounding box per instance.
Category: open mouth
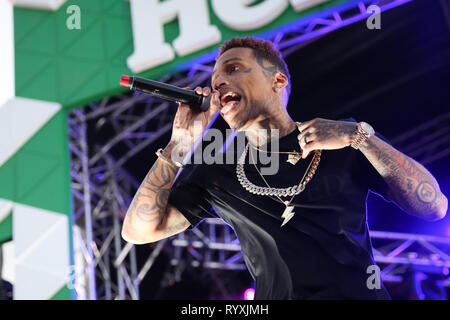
[220,91,242,116]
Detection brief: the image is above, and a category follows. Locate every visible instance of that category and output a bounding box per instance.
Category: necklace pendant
[287,151,301,165]
[281,202,295,227]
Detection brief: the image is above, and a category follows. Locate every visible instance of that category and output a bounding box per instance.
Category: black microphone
[120,75,211,111]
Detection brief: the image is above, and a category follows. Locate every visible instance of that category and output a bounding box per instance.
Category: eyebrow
[212,57,244,79]
[222,57,243,65]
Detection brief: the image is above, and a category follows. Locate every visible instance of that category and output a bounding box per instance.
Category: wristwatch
[351,122,374,150]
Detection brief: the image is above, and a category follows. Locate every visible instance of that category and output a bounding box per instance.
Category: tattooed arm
[359,135,447,221]
[121,142,190,244]
[297,119,448,221]
[122,86,221,244]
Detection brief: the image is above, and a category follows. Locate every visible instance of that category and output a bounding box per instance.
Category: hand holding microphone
[170,86,220,150]
[120,75,213,111]
[120,75,220,153]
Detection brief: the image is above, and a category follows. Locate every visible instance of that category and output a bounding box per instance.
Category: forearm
[359,135,448,220]
[122,142,182,242]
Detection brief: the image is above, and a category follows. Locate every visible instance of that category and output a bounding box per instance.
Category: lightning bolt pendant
[281,201,295,227]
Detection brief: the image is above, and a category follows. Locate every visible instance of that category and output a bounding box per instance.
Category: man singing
[121,37,448,299]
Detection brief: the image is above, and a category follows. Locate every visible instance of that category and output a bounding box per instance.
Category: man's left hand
[296,118,358,158]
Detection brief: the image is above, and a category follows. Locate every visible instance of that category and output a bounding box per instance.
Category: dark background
[284,0,450,237]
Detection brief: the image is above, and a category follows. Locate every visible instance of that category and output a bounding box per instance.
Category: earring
[275,87,280,93]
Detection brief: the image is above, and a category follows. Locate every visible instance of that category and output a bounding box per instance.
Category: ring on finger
[300,136,307,148]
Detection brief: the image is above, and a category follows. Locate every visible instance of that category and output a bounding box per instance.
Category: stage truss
[68,0,450,300]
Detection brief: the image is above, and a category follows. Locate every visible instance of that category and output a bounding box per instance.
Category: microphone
[120,75,211,111]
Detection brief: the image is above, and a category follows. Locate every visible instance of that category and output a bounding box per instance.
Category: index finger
[296,120,312,132]
[211,90,220,108]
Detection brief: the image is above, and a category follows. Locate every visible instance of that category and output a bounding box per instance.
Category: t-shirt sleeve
[168,164,215,229]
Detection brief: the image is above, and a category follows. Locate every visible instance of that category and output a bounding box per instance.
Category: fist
[170,86,221,151]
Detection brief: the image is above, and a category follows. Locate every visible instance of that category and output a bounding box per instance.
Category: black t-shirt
[168,124,391,300]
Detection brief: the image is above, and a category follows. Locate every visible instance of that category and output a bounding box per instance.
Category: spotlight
[243,288,255,300]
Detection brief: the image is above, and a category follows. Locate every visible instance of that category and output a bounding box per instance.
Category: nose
[212,74,229,91]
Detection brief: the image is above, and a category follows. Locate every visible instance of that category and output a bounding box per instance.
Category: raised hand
[170,86,221,155]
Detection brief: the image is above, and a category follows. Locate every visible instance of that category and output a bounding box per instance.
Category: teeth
[222,101,238,115]
[221,92,239,106]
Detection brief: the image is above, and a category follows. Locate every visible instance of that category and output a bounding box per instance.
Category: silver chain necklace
[236,143,320,197]
[236,143,322,226]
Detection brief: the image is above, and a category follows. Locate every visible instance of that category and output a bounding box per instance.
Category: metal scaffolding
[70,109,141,300]
[390,110,450,166]
[68,0,449,300]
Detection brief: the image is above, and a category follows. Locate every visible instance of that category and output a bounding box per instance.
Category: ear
[272,71,288,93]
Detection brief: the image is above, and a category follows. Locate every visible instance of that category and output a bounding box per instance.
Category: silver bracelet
[351,122,374,150]
[156,148,184,168]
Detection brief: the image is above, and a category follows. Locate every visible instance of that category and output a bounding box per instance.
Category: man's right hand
[169,86,221,155]
[122,86,221,244]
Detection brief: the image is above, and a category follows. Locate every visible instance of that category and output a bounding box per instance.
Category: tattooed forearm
[161,213,190,237]
[122,143,183,242]
[360,136,448,220]
[416,181,437,204]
